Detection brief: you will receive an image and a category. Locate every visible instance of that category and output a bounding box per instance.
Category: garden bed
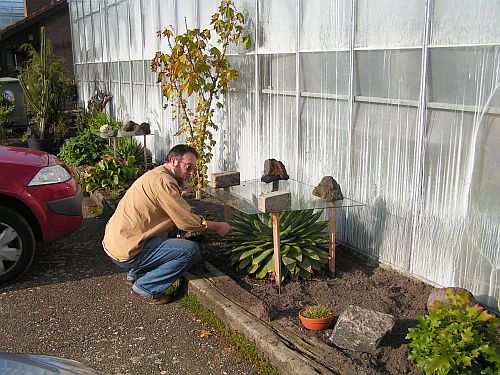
[188,193,434,375]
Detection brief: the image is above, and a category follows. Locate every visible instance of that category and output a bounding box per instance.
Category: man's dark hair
[166,144,199,162]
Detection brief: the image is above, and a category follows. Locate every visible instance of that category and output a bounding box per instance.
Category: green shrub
[82,155,141,198]
[104,137,148,166]
[406,289,500,375]
[75,110,121,132]
[58,128,107,167]
[225,209,329,281]
[0,95,14,140]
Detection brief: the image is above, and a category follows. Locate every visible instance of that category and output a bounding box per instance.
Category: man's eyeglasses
[179,160,195,172]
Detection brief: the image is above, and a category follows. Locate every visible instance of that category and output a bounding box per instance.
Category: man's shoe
[125,277,134,286]
[135,292,170,305]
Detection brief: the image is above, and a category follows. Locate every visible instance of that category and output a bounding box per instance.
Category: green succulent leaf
[225,207,329,281]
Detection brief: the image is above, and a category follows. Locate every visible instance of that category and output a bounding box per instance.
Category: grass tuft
[180,294,280,375]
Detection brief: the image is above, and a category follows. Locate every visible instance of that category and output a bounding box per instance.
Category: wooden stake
[272,212,282,288]
[143,134,148,170]
[224,204,233,222]
[328,206,336,277]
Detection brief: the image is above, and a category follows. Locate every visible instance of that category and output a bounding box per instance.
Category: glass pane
[431,0,500,45]
[258,0,296,53]
[157,0,176,54]
[429,47,500,108]
[356,0,424,48]
[71,18,81,64]
[259,54,296,92]
[203,178,364,214]
[226,55,256,176]
[131,84,145,121]
[116,0,129,60]
[107,4,118,61]
[300,52,350,95]
[198,0,218,31]
[131,60,144,84]
[357,50,421,100]
[92,11,102,62]
[120,61,130,83]
[142,0,159,59]
[129,0,142,60]
[228,0,256,54]
[298,97,350,185]
[258,55,296,176]
[301,0,351,51]
[177,0,197,30]
[351,103,420,208]
[84,15,94,62]
[469,115,500,214]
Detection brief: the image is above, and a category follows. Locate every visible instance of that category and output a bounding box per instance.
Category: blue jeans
[111,237,199,298]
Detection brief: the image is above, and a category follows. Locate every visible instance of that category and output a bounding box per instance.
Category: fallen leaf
[199,330,213,338]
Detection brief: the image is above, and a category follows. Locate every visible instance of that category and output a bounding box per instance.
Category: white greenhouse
[68,0,500,311]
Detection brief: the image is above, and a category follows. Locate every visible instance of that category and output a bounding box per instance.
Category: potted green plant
[18,26,72,153]
[299,304,335,331]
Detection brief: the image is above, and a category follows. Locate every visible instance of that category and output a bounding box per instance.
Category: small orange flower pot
[298,309,335,331]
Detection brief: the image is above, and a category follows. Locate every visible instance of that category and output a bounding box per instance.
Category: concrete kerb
[90,190,335,375]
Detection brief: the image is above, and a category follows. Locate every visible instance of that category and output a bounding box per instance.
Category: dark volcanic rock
[312,176,344,201]
[134,122,151,135]
[261,159,289,183]
[121,120,138,132]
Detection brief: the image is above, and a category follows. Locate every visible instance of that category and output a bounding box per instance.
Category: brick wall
[42,4,73,78]
[25,0,54,16]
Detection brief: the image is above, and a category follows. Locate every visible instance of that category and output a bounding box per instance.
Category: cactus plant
[18,26,69,141]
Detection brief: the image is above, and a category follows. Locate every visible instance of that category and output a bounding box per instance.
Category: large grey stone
[258,191,291,213]
[328,305,395,353]
[210,171,241,188]
[427,287,477,311]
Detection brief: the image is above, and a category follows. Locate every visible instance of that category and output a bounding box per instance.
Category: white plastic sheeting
[69,0,500,311]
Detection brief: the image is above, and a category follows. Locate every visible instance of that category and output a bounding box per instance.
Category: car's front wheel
[0,206,36,285]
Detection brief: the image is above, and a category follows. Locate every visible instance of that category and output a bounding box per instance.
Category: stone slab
[258,190,291,213]
[210,171,240,188]
[328,305,395,353]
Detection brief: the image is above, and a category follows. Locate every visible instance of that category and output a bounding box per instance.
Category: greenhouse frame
[68,0,500,311]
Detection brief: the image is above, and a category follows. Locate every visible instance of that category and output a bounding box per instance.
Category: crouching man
[102,144,232,304]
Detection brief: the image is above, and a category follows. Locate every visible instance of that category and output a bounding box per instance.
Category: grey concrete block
[328,305,395,353]
[258,191,291,213]
[210,171,240,188]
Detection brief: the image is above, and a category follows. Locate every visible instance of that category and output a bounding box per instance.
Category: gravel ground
[0,197,260,375]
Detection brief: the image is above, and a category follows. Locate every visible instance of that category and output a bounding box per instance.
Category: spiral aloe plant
[225,209,330,281]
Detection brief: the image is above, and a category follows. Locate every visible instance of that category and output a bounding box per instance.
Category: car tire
[0,206,36,285]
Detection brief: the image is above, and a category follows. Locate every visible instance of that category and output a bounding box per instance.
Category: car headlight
[28,165,72,186]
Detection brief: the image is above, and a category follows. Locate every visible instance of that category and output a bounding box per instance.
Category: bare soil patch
[189,194,434,375]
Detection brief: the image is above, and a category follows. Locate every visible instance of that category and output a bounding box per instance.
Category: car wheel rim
[0,223,22,275]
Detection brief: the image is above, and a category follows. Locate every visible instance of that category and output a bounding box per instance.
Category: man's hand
[206,221,232,237]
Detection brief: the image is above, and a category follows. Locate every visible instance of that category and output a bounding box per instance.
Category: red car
[0,146,82,284]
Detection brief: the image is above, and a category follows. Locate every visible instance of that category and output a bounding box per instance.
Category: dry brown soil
[189,194,434,375]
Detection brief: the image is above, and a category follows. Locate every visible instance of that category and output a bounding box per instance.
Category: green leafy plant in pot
[299,304,335,331]
[18,26,71,153]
